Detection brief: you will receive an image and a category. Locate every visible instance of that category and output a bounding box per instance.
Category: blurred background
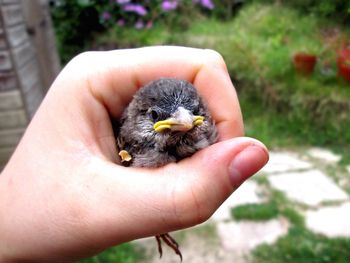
[1,0,350,262]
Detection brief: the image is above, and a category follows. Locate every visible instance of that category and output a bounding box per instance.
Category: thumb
[163,137,269,228]
[86,137,268,247]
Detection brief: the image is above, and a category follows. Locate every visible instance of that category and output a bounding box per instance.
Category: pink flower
[193,0,215,10]
[101,11,112,21]
[123,4,148,16]
[134,20,144,29]
[116,0,130,4]
[202,0,214,9]
[117,19,125,27]
[146,20,153,29]
[161,0,178,11]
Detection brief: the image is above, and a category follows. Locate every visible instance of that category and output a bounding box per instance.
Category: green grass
[253,227,350,263]
[231,203,279,221]
[231,182,304,227]
[268,189,305,227]
[78,243,143,263]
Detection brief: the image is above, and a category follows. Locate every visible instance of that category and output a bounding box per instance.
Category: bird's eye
[192,107,200,115]
[149,109,160,122]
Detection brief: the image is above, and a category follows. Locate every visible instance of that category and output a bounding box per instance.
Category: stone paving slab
[268,169,349,206]
[211,180,263,222]
[217,218,289,251]
[261,151,312,174]
[307,147,342,164]
[306,203,350,237]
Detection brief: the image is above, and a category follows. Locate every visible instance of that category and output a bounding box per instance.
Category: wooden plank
[2,0,20,4]
[21,0,61,91]
[0,20,6,50]
[0,127,24,147]
[5,23,27,48]
[0,109,27,129]
[12,40,35,69]
[0,146,15,168]
[0,32,7,50]
[0,89,23,110]
[23,80,43,118]
[1,4,23,26]
[17,59,40,93]
[0,50,12,70]
[0,71,16,91]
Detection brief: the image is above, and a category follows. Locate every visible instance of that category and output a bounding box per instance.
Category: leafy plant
[251,0,350,24]
[50,0,218,63]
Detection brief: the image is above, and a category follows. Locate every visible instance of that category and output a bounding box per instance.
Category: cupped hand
[0,46,268,262]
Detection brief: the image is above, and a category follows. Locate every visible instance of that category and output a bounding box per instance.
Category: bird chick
[115,78,217,260]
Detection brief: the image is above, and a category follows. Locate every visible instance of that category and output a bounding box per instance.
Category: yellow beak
[154,115,204,133]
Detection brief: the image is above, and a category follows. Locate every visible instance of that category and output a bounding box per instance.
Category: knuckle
[203,49,227,70]
[68,51,99,70]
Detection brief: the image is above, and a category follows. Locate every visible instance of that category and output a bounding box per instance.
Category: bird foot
[155,233,182,261]
[118,150,132,163]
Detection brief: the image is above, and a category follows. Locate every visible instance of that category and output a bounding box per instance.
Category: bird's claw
[155,233,182,261]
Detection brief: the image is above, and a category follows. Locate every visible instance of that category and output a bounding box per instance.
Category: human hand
[0,46,268,262]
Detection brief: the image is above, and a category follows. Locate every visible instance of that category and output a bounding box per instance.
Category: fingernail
[229,144,269,188]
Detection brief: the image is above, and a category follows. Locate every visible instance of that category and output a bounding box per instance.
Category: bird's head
[123,78,212,144]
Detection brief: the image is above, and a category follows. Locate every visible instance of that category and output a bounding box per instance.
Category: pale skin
[0,46,269,262]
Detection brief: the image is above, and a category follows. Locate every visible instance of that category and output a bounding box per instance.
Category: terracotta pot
[337,48,350,84]
[293,53,317,76]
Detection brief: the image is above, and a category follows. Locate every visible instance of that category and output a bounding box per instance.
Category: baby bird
[115,78,217,260]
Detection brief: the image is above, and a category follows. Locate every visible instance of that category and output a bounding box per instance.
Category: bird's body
[115,78,217,259]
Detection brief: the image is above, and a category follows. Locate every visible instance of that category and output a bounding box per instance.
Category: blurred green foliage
[252,0,350,23]
[181,4,350,156]
[231,180,305,227]
[50,0,219,63]
[50,1,104,63]
[231,203,279,221]
[253,227,350,263]
[78,243,143,263]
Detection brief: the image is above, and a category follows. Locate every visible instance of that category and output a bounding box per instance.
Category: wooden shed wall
[0,0,60,169]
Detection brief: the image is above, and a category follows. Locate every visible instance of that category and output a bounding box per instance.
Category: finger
[192,57,244,139]
[82,137,268,247]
